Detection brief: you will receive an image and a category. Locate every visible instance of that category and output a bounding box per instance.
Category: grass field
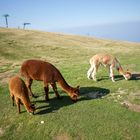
[0,28,140,140]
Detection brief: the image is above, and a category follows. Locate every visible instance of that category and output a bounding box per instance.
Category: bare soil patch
[54,134,70,140]
[121,100,140,112]
[0,70,14,85]
[0,127,5,137]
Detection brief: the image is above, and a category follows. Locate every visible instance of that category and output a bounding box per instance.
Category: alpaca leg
[44,83,49,101]
[108,66,111,78]
[87,65,94,79]
[91,65,98,81]
[26,78,35,97]
[110,66,115,82]
[50,82,61,99]
[12,95,14,106]
[10,93,14,106]
[15,97,21,114]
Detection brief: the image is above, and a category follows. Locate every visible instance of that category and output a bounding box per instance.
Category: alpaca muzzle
[71,94,78,102]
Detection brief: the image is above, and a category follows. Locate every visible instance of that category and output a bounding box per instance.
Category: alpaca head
[27,104,35,115]
[70,86,80,102]
[124,71,132,80]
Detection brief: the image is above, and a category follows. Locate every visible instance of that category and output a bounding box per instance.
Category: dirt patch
[108,88,140,112]
[120,91,140,112]
[128,92,140,104]
[0,61,20,85]
[40,56,60,64]
[122,92,140,112]
[54,134,84,140]
[10,62,20,69]
[0,70,14,85]
[121,100,140,112]
[54,134,70,140]
[107,88,129,102]
[0,127,5,137]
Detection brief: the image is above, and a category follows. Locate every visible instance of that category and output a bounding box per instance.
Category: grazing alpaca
[87,53,132,82]
[9,76,35,114]
[20,59,79,102]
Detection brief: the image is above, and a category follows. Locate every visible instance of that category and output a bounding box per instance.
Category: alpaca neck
[118,66,125,75]
[116,63,128,80]
[58,74,73,96]
[22,95,32,112]
[115,59,125,75]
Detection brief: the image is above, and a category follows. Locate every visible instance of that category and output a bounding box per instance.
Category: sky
[0,0,140,41]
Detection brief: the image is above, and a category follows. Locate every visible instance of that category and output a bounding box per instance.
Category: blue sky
[0,0,140,42]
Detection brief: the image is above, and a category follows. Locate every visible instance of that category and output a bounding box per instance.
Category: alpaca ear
[76,85,80,89]
[31,104,35,107]
[31,102,36,106]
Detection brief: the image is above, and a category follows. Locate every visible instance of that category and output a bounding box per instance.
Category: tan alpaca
[20,59,79,102]
[87,53,131,82]
[9,76,35,114]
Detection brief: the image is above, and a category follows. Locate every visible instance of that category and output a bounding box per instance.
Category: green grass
[0,28,140,140]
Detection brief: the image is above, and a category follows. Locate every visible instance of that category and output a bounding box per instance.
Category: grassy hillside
[0,28,140,140]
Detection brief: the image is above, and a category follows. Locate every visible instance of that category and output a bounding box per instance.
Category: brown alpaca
[87,53,132,82]
[9,76,35,114]
[20,59,79,102]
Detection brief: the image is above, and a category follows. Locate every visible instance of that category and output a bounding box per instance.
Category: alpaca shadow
[31,91,46,98]
[114,75,124,81]
[32,91,57,98]
[97,76,110,81]
[98,73,140,81]
[130,73,140,80]
[114,73,140,81]
[35,86,110,115]
[97,75,124,81]
[79,86,110,100]
[35,96,75,115]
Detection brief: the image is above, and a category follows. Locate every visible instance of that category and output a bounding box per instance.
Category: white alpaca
[87,53,131,82]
